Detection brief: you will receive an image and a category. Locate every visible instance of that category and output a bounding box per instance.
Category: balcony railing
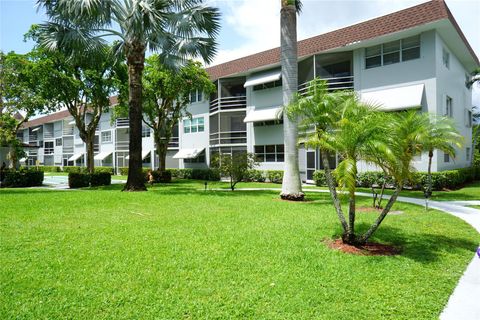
[63,125,74,136]
[168,137,179,149]
[298,76,354,96]
[115,141,129,151]
[116,118,130,127]
[63,146,74,154]
[210,96,247,113]
[209,131,247,146]
[44,148,54,155]
[29,135,38,142]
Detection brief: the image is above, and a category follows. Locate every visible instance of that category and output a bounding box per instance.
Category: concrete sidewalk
[233,187,480,319]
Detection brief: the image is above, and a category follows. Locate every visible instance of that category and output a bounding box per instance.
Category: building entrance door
[306,150,316,182]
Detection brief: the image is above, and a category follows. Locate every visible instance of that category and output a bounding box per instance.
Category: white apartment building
[19,0,478,182]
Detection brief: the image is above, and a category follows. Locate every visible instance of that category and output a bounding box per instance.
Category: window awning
[125,150,150,160]
[173,148,204,159]
[68,153,83,161]
[361,84,424,111]
[244,70,281,88]
[244,106,283,123]
[31,127,41,132]
[94,151,112,161]
[68,120,75,125]
[19,157,27,163]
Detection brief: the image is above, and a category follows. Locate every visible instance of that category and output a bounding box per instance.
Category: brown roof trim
[22,109,72,129]
[206,0,478,80]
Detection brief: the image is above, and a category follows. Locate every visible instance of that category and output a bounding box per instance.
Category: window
[466,110,472,127]
[44,141,54,155]
[466,148,471,162]
[442,49,450,69]
[445,96,453,117]
[55,138,62,146]
[253,79,283,91]
[444,152,450,163]
[184,151,206,163]
[142,126,151,138]
[190,90,203,103]
[254,145,284,162]
[101,131,112,143]
[365,35,420,69]
[183,117,204,134]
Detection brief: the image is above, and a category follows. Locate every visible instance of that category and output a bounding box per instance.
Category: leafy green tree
[212,153,257,191]
[25,34,125,174]
[466,67,480,88]
[280,0,304,201]
[0,51,48,168]
[422,115,463,199]
[36,0,220,191]
[142,57,215,172]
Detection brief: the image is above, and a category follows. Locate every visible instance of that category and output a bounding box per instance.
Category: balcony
[298,76,354,96]
[210,96,247,113]
[44,148,54,155]
[168,137,179,149]
[210,131,247,146]
[115,140,129,151]
[116,118,130,127]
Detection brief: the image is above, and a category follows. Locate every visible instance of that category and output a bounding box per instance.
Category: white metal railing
[168,137,179,149]
[115,141,129,151]
[298,76,354,96]
[209,131,247,146]
[44,148,54,155]
[116,118,130,127]
[29,134,38,142]
[63,146,74,154]
[210,96,247,113]
[63,125,74,136]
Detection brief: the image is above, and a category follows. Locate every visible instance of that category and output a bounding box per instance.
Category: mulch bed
[325,239,402,256]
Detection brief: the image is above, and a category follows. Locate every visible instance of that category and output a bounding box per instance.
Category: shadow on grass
[332,223,479,263]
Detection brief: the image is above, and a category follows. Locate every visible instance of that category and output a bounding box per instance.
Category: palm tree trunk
[124,45,147,191]
[426,150,433,198]
[321,149,349,235]
[359,184,403,244]
[280,3,303,201]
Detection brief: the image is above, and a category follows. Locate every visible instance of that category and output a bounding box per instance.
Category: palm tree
[280,0,304,201]
[36,0,220,191]
[422,115,463,199]
[288,80,430,245]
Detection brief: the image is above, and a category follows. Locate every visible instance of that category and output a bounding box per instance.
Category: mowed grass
[1,181,479,319]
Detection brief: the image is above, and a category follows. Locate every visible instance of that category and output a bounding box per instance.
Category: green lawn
[2,181,478,319]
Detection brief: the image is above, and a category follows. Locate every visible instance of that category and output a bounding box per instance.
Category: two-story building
[20,0,478,182]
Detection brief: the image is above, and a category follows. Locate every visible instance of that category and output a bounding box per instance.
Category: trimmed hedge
[90,172,112,187]
[68,172,111,188]
[313,167,480,191]
[245,170,266,182]
[1,169,44,188]
[63,166,87,173]
[93,167,114,175]
[38,166,61,172]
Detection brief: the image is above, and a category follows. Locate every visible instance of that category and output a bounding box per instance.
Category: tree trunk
[359,184,403,244]
[427,150,433,197]
[85,134,95,174]
[154,134,168,173]
[321,149,349,235]
[124,45,147,191]
[280,4,303,201]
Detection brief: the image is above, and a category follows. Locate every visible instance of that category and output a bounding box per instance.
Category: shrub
[39,166,61,172]
[63,166,87,173]
[176,169,193,179]
[2,168,44,188]
[313,170,327,186]
[90,172,111,187]
[212,153,257,190]
[119,167,129,175]
[245,169,266,182]
[266,170,283,184]
[94,167,114,175]
[191,168,221,181]
[68,173,90,189]
[151,170,172,183]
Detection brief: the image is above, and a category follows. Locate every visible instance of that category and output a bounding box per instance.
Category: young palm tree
[36,0,220,191]
[280,0,304,201]
[289,80,431,245]
[422,115,463,199]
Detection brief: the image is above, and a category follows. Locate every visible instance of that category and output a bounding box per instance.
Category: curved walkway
[233,188,480,320]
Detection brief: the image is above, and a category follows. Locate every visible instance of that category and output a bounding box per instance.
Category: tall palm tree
[36,0,220,191]
[280,0,304,201]
[422,115,463,199]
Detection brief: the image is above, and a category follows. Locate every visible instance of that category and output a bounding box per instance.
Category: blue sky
[1,0,479,104]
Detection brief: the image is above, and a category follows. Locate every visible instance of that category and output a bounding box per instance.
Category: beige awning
[361,84,424,111]
[94,151,112,161]
[244,70,281,88]
[244,106,283,123]
[125,150,150,160]
[173,148,204,159]
[68,153,83,161]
